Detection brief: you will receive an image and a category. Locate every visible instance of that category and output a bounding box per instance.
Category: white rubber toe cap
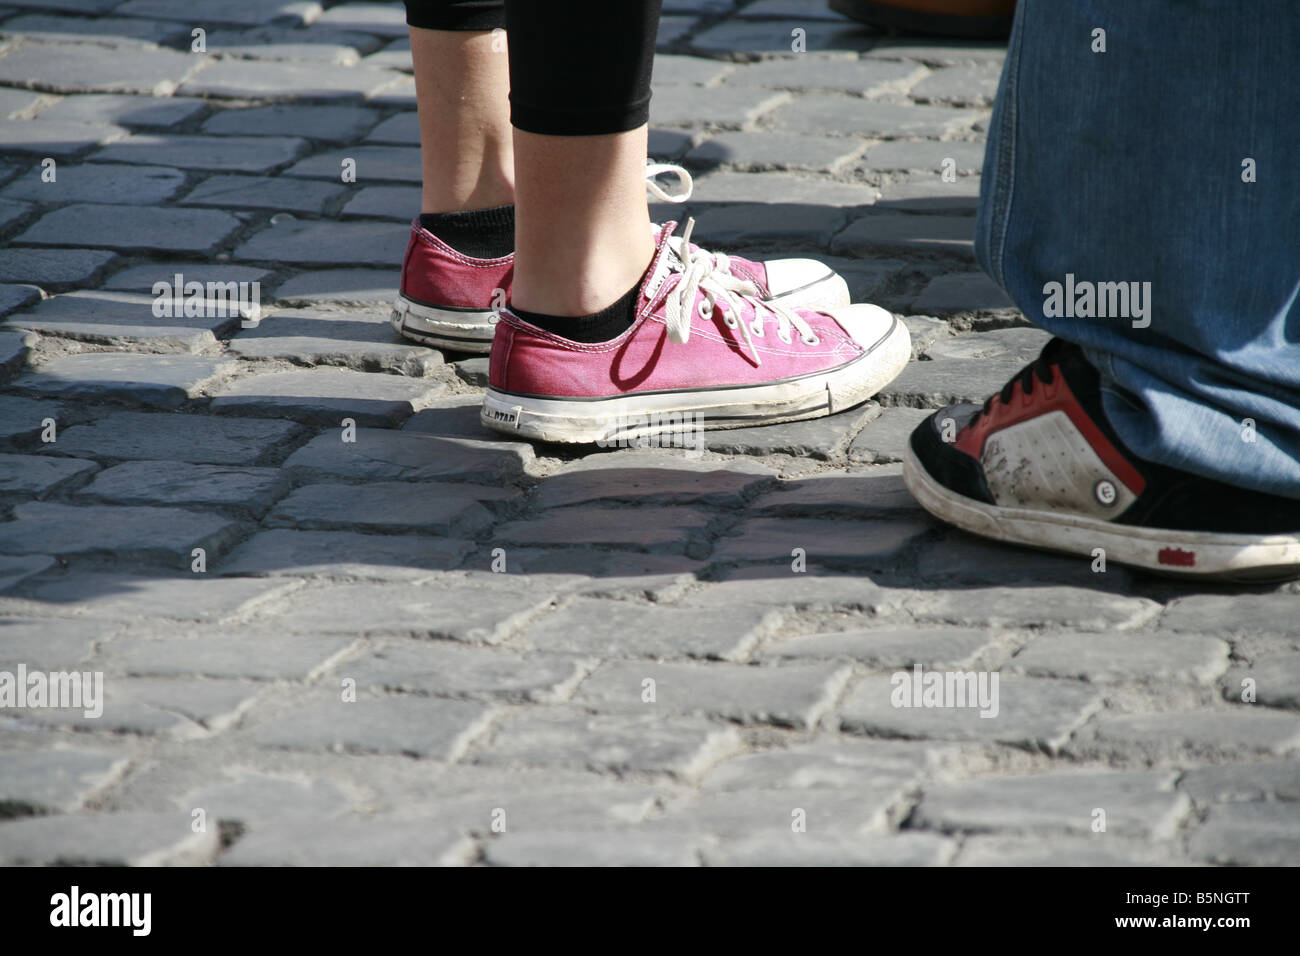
[763,258,851,309]
[827,302,904,352]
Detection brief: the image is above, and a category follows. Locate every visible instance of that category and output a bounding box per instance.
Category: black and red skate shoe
[903,337,1300,581]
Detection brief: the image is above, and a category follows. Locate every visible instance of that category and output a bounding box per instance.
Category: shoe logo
[1093,479,1118,506]
[484,405,521,428]
[1158,547,1196,567]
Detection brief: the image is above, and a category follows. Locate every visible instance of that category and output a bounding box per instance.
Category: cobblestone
[0,43,199,95]
[519,598,779,661]
[229,309,440,373]
[178,60,399,102]
[0,501,243,563]
[0,617,106,667]
[209,367,442,425]
[103,628,352,681]
[0,749,127,815]
[848,406,932,463]
[15,353,236,408]
[0,328,33,380]
[216,528,471,579]
[32,93,206,128]
[0,811,219,866]
[762,626,994,668]
[6,290,240,351]
[838,675,1102,750]
[93,133,308,173]
[249,691,493,760]
[0,284,41,317]
[4,162,186,205]
[202,103,379,140]
[0,4,1290,867]
[912,770,1187,839]
[249,579,556,644]
[179,174,347,215]
[701,402,879,457]
[234,217,407,265]
[0,118,126,156]
[41,411,301,464]
[492,505,712,554]
[282,144,419,181]
[532,451,772,509]
[711,515,929,567]
[220,816,474,866]
[0,248,119,286]
[1009,633,1229,685]
[832,213,976,258]
[2,572,290,622]
[18,202,242,253]
[74,460,289,517]
[573,659,850,729]
[0,451,97,495]
[265,481,501,536]
[271,268,398,307]
[1080,710,1300,760]
[475,710,743,781]
[1189,803,1300,866]
[19,676,261,737]
[347,644,589,704]
[283,429,528,483]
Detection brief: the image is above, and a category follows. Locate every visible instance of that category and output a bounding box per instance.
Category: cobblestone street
[1,0,1297,866]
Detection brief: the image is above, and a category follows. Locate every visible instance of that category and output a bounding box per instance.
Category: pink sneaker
[391,164,850,354]
[390,222,514,353]
[480,220,910,444]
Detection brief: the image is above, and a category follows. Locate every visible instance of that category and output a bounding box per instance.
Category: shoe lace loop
[644,162,693,203]
[644,162,738,278]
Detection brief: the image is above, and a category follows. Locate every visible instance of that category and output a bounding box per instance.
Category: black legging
[404,1,661,136]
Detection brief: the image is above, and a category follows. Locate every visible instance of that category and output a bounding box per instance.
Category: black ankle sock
[510,281,641,344]
[418,205,514,259]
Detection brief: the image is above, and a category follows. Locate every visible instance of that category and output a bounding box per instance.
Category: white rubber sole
[391,295,496,353]
[903,442,1300,582]
[481,314,911,445]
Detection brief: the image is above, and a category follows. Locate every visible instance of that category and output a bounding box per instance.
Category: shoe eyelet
[750,320,764,337]
[777,331,792,345]
[697,299,712,320]
[801,333,820,346]
[723,313,739,329]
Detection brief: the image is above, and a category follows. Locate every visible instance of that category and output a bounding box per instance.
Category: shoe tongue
[641,223,687,304]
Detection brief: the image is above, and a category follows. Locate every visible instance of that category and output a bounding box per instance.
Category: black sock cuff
[419,204,515,259]
[510,281,642,344]
[419,204,514,233]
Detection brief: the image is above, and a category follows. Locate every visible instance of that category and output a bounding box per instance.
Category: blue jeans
[977,0,1300,499]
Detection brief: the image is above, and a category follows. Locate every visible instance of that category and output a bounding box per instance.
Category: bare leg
[410,26,514,214]
[510,125,655,316]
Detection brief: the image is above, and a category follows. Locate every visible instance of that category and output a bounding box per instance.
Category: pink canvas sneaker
[390,164,850,354]
[390,223,513,353]
[480,220,910,444]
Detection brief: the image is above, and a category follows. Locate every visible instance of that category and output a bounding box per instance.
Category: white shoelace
[644,161,743,281]
[660,218,817,367]
[644,162,693,203]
